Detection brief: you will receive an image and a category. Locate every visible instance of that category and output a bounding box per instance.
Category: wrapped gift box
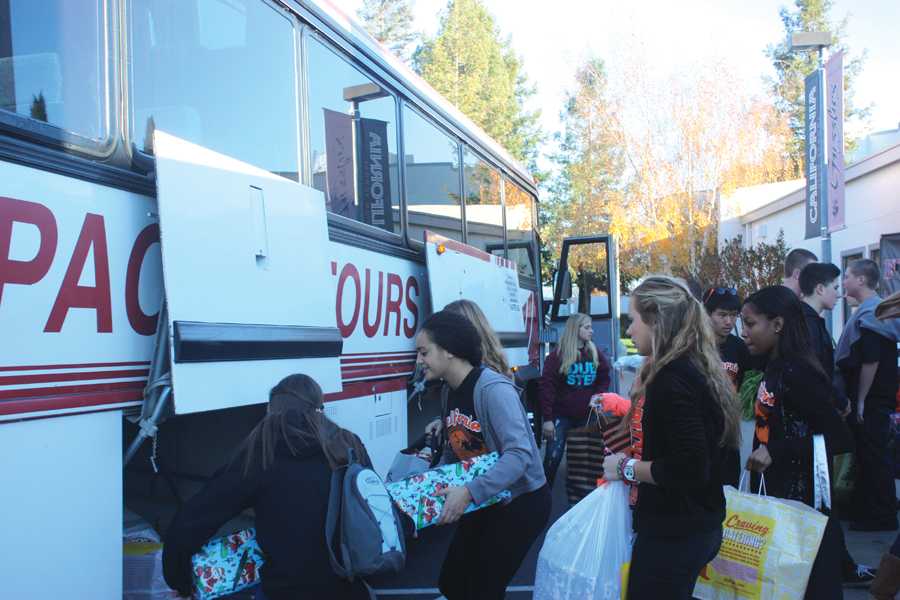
[386,452,511,530]
[191,528,264,600]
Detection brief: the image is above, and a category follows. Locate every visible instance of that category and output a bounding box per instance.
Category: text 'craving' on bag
[693,435,831,600]
[325,449,406,581]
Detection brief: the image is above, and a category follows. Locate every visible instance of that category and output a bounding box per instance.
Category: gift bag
[385,452,511,530]
[564,412,606,505]
[693,475,828,600]
[534,480,632,600]
[191,528,264,600]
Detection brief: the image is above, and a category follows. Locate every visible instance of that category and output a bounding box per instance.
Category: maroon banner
[826,51,845,232]
[323,108,356,220]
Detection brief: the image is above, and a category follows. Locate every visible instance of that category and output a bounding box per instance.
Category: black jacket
[801,301,849,412]
[162,439,369,600]
[632,356,731,536]
[751,357,853,507]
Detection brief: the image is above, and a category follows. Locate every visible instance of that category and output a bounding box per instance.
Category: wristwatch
[623,459,638,483]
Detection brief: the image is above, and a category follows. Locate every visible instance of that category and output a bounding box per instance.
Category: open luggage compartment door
[423,231,528,364]
[153,130,342,414]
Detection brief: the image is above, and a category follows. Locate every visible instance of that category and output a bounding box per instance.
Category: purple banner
[323,108,356,220]
[826,51,845,232]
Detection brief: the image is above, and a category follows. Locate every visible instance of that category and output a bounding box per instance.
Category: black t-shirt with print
[848,329,899,402]
[446,367,487,461]
[718,334,750,390]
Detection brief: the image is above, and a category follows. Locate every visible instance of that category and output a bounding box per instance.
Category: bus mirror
[560,270,572,300]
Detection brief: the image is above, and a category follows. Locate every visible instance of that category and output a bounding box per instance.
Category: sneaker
[843,564,877,588]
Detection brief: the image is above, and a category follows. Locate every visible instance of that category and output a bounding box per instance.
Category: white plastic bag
[534,481,633,600]
[123,510,180,600]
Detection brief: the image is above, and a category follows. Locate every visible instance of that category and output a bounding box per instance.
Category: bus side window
[306,35,400,234]
[504,180,537,280]
[463,147,505,255]
[128,0,300,181]
[403,106,463,243]
[0,0,107,143]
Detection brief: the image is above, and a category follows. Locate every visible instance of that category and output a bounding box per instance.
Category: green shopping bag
[832,453,855,511]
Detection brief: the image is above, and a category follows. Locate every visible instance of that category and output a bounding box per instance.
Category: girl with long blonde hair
[602,276,740,599]
[538,312,611,486]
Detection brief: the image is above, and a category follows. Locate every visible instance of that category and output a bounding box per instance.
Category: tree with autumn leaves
[544,54,793,290]
[353,0,866,293]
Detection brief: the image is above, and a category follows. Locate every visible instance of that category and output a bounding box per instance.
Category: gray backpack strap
[325,466,349,579]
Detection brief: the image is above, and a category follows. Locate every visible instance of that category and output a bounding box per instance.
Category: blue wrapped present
[191,528,264,600]
[386,452,511,530]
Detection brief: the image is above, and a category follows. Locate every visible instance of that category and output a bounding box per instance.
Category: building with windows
[719,134,900,332]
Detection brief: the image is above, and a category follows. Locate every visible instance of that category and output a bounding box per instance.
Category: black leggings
[438,484,551,600]
[627,526,723,600]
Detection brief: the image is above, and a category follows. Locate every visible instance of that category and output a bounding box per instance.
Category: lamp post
[790,31,834,332]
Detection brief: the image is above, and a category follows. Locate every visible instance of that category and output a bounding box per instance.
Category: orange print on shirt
[754,380,776,445]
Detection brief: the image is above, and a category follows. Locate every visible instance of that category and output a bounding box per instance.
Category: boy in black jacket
[798,262,876,587]
[798,263,850,415]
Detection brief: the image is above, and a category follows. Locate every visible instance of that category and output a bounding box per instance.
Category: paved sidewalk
[845,523,893,599]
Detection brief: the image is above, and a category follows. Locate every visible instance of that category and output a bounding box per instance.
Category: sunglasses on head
[704,287,737,303]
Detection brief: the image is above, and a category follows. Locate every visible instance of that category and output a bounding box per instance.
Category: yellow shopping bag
[693,477,827,600]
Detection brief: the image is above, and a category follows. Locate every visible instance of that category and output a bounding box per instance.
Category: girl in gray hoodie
[416,310,549,600]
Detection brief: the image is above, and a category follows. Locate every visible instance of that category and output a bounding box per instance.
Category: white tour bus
[0,0,543,596]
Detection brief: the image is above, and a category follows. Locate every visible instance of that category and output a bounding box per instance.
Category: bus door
[549,235,621,392]
[148,130,343,417]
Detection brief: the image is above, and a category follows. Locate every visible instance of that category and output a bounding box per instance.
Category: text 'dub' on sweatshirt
[539,347,611,422]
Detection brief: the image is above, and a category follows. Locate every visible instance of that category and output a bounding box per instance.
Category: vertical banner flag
[881,233,900,296]
[358,117,394,231]
[323,108,357,220]
[826,51,845,232]
[804,70,825,240]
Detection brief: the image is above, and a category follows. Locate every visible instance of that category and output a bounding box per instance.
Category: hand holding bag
[693,436,830,600]
[534,480,633,600]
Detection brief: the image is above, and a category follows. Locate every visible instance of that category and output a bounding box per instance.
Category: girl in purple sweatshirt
[539,313,611,485]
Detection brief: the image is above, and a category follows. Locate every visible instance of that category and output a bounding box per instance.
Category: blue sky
[335,0,900,158]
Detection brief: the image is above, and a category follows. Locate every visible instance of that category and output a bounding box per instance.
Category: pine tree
[765,0,868,176]
[357,0,418,61]
[414,0,541,167]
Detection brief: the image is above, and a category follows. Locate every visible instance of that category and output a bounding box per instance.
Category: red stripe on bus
[0,380,146,401]
[0,404,139,425]
[0,387,145,415]
[0,369,150,386]
[341,359,416,369]
[340,365,415,379]
[324,377,407,402]
[0,360,151,372]
[340,351,417,358]
[425,231,516,269]
[340,354,417,365]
